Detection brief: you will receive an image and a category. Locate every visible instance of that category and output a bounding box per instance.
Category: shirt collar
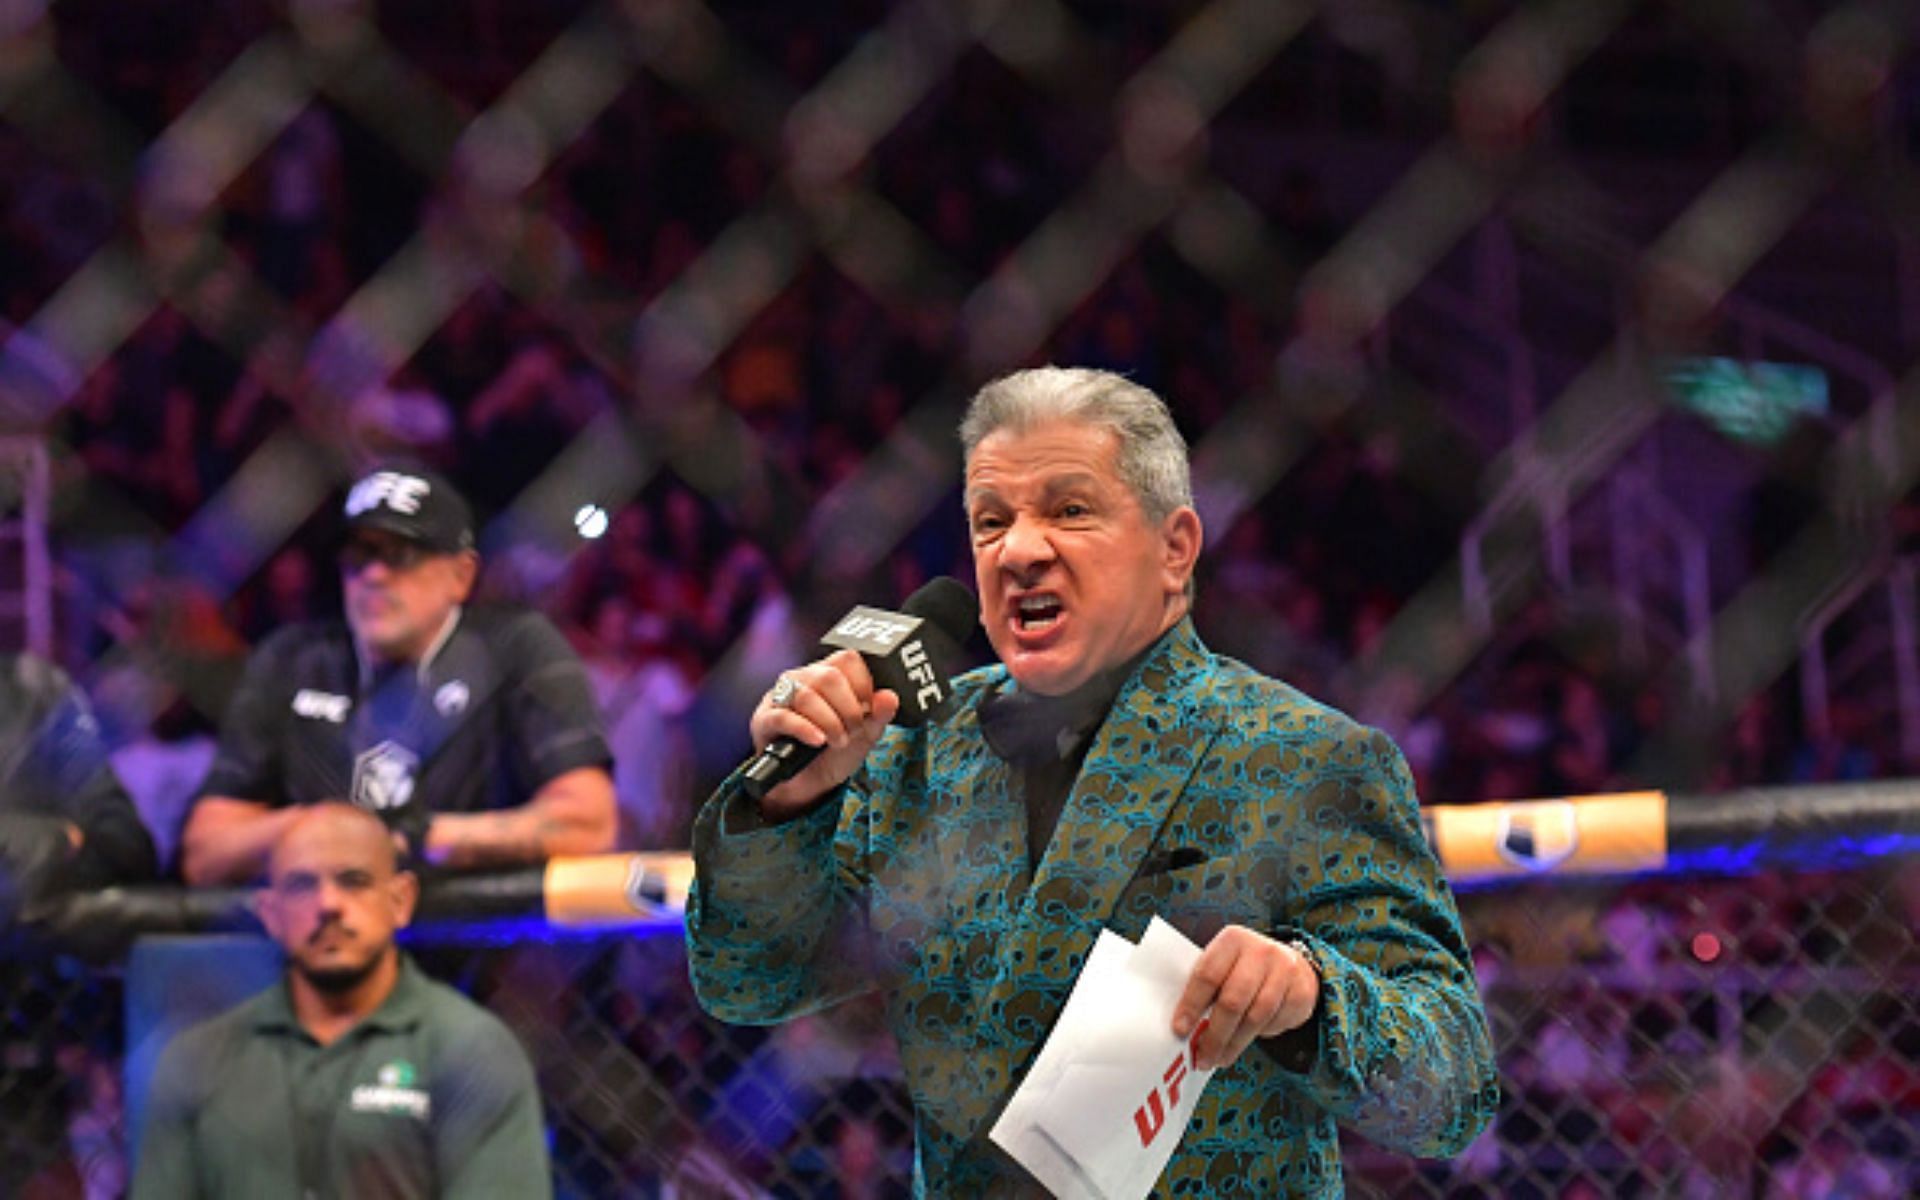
[978,626,1171,766]
[250,952,430,1037]
[354,606,464,686]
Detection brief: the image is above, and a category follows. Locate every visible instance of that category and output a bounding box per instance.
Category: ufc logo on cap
[346,472,431,517]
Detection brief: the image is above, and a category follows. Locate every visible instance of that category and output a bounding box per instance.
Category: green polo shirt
[133,954,550,1200]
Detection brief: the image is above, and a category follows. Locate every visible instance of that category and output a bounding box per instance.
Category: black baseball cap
[341,465,476,554]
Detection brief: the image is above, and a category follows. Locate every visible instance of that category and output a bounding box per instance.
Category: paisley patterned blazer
[688,620,1498,1196]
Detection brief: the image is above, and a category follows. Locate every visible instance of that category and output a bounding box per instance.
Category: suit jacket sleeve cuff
[686,777,862,1024]
[710,768,850,837]
[1260,932,1399,1113]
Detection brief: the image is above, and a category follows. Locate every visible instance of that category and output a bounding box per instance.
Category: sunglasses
[339,537,435,573]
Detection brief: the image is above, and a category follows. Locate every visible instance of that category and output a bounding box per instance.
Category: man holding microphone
[688,367,1497,1195]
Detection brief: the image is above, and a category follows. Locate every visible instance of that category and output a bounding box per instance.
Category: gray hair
[959,367,1193,521]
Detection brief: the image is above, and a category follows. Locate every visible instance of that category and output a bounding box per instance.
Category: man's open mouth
[1015,595,1063,631]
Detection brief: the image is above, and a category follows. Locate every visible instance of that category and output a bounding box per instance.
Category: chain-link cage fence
[10,1,1920,800]
[2,859,1916,1197]
[1370,867,1920,1199]
[0,951,127,1197]
[6,0,1920,1194]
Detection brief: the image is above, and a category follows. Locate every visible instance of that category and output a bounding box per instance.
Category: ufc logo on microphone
[1133,1019,1209,1147]
[831,614,913,648]
[900,639,943,709]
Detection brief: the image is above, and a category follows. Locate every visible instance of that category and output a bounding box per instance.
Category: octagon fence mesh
[3,1,1920,1196]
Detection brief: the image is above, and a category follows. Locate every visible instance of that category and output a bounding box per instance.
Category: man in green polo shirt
[134,804,551,1199]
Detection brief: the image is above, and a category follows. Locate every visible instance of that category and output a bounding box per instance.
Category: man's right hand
[380,796,434,867]
[748,649,900,820]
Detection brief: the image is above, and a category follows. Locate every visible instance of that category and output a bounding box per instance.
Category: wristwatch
[1286,936,1318,975]
[1264,936,1325,1073]
[1287,937,1324,1017]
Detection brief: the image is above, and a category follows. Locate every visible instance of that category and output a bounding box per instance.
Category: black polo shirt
[201,607,610,817]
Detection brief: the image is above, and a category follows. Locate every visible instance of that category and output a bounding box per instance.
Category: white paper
[989,918,1217,1199]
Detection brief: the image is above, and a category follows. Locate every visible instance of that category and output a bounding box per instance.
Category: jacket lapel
[1024,620,1218,947]
[877,681,1031,1142]
[904,688,1030,927]
[963,622,1221,1129]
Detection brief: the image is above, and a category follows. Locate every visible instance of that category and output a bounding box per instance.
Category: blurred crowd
[7,2,1912,861]
[3,2,1918,1196]
[13,100,1909,872]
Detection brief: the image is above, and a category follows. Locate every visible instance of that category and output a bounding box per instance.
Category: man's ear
[254,887,281,941]
[1160,506,1203,594]
[450,551,480,601]
[388,870,420,930]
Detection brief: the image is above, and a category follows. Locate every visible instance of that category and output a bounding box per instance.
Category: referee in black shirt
[180,465,615,884]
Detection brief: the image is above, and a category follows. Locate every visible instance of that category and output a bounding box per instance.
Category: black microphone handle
[739,737,821,802]
[733,576,976,804]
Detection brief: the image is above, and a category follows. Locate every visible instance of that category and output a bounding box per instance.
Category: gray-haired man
[689,367,1499,1195]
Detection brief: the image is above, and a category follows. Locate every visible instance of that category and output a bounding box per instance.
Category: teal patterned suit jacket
[688,620,1498,1196]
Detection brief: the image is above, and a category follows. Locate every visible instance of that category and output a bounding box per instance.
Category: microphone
[739,576,978,802]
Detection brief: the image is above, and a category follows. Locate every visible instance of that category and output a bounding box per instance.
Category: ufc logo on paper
[1134,1018,1209,1147]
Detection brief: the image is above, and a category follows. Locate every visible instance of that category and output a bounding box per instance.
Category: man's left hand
[1171,925,1319,1071]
